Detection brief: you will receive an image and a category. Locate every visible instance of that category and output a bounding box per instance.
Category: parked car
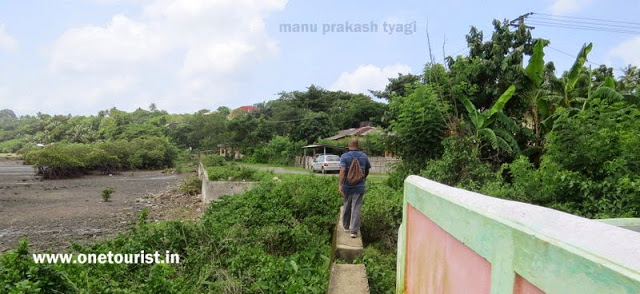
[310,154,341,174]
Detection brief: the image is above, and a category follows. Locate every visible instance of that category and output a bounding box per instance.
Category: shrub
[200,154,226,167]
[0,139,23,153]
[360,183,403,251]
[101,187,114,202]
[420,137,494,191]
[177,177,202,195]
[249,136,305,165]
[206,165,271,181]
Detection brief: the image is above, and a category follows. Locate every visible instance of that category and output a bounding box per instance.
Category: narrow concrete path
[328,206,369,293]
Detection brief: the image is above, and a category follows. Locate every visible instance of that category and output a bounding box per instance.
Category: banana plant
[459,85,520,154]
[558,43,593,107]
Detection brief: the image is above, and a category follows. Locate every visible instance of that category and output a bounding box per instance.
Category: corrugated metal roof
[324,126,378,140]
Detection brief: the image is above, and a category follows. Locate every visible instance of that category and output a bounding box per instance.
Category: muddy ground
[0,155,202,253]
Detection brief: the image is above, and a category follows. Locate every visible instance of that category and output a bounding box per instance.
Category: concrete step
[327,264,370,294]
[334,206,364,263]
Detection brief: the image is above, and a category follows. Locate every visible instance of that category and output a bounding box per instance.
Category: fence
[397,175,640,293]
[295,156,400,174]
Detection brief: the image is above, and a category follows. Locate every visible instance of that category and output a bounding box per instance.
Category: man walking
[338,138,371,238]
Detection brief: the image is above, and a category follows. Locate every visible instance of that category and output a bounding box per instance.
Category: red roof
[229,105,259,118]
[236,105,258,112]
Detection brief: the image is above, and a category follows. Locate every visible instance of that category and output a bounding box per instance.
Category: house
[228,105,259,119]
[323,126,379,140]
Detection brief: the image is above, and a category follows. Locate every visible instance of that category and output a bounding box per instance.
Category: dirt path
[0,156,201,253]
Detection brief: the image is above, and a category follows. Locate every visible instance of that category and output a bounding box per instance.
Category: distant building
[229,105,259,119]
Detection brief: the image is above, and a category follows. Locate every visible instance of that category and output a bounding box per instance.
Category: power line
[532,12,640,27]
[546,46,625,74]
[529,16,640,30]
[527,21,640,35]
[509,12,640,35]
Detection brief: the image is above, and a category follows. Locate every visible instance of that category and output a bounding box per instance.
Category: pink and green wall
[396,175,640,293]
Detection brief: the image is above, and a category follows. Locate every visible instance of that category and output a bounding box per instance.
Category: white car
[310,154,341,174]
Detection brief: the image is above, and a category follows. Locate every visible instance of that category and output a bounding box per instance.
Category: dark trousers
[342,192,364,234]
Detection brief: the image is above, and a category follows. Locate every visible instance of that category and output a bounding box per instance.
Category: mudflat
[0,156,199,253]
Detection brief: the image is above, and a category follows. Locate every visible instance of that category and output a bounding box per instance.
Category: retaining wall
[397,175,640,294]
[197,163,254,203]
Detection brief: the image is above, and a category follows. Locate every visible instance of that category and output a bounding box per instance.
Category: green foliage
[177,177,202,195]
[0,139,23,153]
[421,137,494,191]
[290,112,336,144]
[358,246,396,294]
[199,154,226,167]
[24,137,178,179]
[360,183,403,251]
[459,85,520,155]
[388,84,448,168]
[101,187,114,202]
[0,239,73,293]
[481,99,640,218]
[249,136,305,165]
[318,131,388,156]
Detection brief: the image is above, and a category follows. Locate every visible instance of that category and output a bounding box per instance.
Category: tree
[0,109,16,119]
[290,112,336,144]
[370,73,421,99]
[388,84,448,168]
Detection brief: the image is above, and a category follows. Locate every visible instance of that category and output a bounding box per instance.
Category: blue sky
[0,0,638,116]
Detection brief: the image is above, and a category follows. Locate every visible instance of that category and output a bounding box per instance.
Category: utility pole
[509,12,535,29]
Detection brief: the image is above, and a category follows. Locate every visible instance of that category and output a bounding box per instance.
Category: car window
[326,155,340,162]
[316,156,323,162]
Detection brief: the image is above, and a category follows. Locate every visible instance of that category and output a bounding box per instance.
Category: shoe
[350,233,357,238]
[343,227,349,232]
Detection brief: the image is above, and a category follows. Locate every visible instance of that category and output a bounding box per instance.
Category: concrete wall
[397,175,640,294]
[198,163,254,204]
[295,155,400,174]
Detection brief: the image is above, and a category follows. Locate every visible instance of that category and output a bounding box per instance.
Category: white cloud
[51,14,166,73]
[608,36,640,66]
[0,24,18,53]
[549,0,593,15]
[330,64,412,95]
[44,0,287,114]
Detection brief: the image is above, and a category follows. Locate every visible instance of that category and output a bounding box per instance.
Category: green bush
[358,246,397,294]
[249,136,305,166]
[206,164,271,182]
[24,137,179,179]
[177,177,202,195]
[420,137,494,191]
[0,239,73,293]
[0,139,23,153]
[200,154,226,167]
[480,99,640,218]
[361,183,403,251]
[101,187,114,202]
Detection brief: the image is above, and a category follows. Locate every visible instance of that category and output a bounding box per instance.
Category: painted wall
[397,175,640,294]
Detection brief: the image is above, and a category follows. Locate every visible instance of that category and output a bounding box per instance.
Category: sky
[0,0,638,116]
